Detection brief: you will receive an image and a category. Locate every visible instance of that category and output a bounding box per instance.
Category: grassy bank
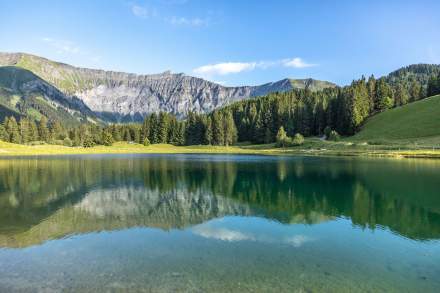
[352,95,440,146]
[1,139,440,159]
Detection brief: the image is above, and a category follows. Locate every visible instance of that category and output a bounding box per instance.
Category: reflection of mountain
[0,155,439,247]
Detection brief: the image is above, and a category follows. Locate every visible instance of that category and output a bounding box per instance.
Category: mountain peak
[0,52,336,122]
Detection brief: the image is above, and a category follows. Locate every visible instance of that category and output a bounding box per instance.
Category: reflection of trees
[0,156,439,248]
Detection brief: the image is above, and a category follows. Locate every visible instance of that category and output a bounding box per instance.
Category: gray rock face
[0,52,336,121]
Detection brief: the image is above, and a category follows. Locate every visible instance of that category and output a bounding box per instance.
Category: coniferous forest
[1,64,440,147]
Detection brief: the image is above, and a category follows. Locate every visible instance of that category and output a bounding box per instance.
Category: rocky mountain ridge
[0,52,336,122]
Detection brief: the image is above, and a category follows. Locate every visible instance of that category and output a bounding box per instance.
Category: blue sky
[0,0,439,86]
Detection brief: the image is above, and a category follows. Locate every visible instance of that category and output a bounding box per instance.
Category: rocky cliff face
[0,53,336,121]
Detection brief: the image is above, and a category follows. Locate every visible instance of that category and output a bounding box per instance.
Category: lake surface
[0,154,439,292]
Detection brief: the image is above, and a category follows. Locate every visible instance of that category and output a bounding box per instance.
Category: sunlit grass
[1,140,440,159]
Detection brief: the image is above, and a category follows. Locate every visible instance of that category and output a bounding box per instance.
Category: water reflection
[0,154,439,248]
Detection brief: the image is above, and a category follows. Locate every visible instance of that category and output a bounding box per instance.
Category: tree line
[1,65,439,147]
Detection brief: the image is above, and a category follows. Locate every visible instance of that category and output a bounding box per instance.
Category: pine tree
[50,120,65,140]
[375,79,394,111]
[29,120,39,141]
[0,124,8,141]
[38,116,50,142]
[158,112,169,143]
[427,73,440,97]
[6,116,21,143]
[395,84,410,106]
[211,111,224,145]
[175,122,185,146]
[123,127,132,142]
[149,113,159,144]
[19,118,31,144]
[204,116,213,145]
[409,80,422,102]
[111,125,122,141]
[141,117,150,142]
[102,130,114,146]
[223,111,237,146]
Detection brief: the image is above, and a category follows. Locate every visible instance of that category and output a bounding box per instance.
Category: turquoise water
[0,154,439,292]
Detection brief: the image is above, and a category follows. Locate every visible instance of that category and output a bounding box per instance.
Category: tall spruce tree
[6,117,21,143]
[223,111,237,146]
[38,116,50,142]
[211,111,224,145]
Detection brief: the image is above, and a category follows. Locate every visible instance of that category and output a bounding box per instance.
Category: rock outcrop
[0,52,336,122]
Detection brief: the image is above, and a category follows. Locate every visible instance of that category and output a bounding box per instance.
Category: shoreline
[1,141,440,159]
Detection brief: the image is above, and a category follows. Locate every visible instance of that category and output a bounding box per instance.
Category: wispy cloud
[131,4,158,19]
[282,57,316,68]
[166,16,209,27]
[193,57,317,76]
[194,62,258,75]
[130,2,209,27]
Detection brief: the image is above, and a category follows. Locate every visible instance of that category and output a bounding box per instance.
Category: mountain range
[0,52,336,124]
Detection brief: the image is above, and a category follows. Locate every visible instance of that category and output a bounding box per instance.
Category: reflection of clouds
[192,226,255,242]
[286,235,314,247]
[193,219,316,247]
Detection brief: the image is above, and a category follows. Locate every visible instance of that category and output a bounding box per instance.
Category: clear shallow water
[0,154,439,292]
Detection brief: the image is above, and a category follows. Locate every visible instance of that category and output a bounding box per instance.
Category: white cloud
[282,57,316,68]
[193,57,317,76]
[131,4,157,19]
[194,62,258,75]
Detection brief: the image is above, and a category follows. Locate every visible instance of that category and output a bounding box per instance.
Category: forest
[1,64,440,147]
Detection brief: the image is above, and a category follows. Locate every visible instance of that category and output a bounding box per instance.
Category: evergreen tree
[427,73,440,97]
[6,116,21,143]
[204,116,213,145]
[375,79,394,111]
[111,124,122,141]
[38,116,50,142]
[123,127,132,142]
[211,111,224,145]
[223,111,237,146]
[149,113,159,144]
[19,118,31,144]
[395,84,410,106]
[141,117,150,142]
[102,130,114,146]
[158,112,169,143]
[50,120,65,140]
[409,80,422,102]
[83,135,95,147]
[175,122,186,146]
[0,124,8,141]
[29,120,39,141]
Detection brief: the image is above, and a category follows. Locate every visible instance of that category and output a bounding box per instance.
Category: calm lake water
[0,154,439,292]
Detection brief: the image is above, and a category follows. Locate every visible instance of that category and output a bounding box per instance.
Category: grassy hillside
[0,66,99,125]
[352,95,440,145]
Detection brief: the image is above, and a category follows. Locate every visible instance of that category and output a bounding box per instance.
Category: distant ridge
[0,52,336,122]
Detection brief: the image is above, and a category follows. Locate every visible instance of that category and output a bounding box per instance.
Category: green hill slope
[352,95,440,145]
[0,66,99,125]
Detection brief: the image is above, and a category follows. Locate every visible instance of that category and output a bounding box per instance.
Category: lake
[0,154,439,292]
